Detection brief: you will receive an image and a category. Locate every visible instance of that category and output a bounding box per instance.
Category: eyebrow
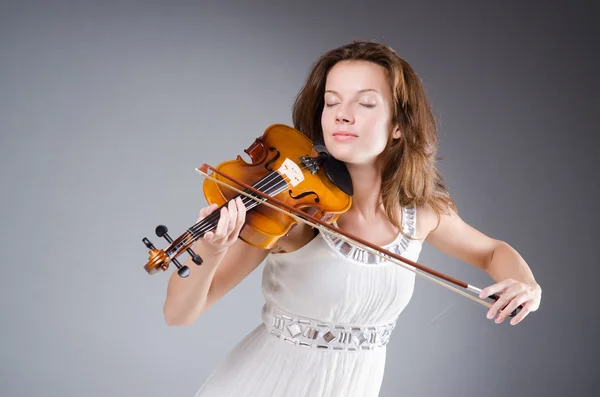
[324,89,379,95]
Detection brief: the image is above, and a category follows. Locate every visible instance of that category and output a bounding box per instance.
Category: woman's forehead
[325,61,390,97]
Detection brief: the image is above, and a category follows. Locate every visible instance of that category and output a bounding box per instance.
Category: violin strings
[172,160,313,252]
[175,172,284,250]
[184,159,317,243]
[188,167,297,237]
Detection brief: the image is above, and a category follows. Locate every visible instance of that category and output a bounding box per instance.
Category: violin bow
[195,163,521,318]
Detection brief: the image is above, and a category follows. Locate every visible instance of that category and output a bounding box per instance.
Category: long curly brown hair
[291,40,457,234]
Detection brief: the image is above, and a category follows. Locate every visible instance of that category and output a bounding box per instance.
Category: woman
[163,41,542,396]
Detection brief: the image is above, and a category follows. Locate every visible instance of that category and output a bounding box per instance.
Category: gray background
[1,1,598,396]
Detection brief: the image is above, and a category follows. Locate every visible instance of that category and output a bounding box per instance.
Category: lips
[332,131,358,137]
[332,131,358,142]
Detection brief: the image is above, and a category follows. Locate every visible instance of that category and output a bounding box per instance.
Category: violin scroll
[142,224,204,278]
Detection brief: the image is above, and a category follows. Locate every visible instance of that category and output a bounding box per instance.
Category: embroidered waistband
[264,306,396,351]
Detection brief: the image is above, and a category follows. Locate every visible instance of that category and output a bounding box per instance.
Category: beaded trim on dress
[321,206,417,264]
[265,305,395,351]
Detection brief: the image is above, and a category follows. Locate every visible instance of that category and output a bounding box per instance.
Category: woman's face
[321,60,400,166]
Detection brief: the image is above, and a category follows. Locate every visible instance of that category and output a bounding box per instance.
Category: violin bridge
[277,158,304,187]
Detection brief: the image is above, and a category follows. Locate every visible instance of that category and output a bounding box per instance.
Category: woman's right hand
[195,196,246,257]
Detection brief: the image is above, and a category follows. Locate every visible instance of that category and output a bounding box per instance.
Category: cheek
[359,112,390,141]
[321,107,333,127]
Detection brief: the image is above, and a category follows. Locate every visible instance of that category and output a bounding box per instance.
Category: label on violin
[278,158,304,187]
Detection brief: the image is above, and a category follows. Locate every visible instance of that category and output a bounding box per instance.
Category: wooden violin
[141,124,522,318]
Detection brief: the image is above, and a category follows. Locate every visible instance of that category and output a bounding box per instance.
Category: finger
[197,207,207,222]
[479,279,516,299]
[199,203,216,219]
[509,303,531,325]
[198,203,218,222]
[226,199,237,237]
[201,205,220,241]
[237,196,246,225]
[203,230,214,242]
[227,197,246,243]
[487,289,518,320]
[495,292,528,324]
[237,196,246,222]
[225,198,243,244]
[213,207,229,241]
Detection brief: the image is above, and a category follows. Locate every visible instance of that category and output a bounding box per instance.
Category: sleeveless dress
[194,206,422,397]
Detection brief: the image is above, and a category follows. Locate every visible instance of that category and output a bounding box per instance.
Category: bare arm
[423,203,500,271]
[162,197,270,326]
[423,203,541,324]
[163,237,270,326]
[424,204,536,283]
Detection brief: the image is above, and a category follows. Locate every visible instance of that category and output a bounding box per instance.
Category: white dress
[194,206,422,397]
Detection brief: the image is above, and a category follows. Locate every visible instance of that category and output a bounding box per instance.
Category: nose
[335,104,354,124]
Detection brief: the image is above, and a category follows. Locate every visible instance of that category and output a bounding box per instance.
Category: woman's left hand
[479,279,542,325]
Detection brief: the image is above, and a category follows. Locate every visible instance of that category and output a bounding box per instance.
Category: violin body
[202,124,352,250]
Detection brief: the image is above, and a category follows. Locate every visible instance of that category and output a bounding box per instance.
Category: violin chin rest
[324,158,353,196]
[313,140,354,197]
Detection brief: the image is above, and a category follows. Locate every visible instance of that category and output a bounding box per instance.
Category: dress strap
[321,206,417,265]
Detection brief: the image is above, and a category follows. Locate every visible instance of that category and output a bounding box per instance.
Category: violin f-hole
[264,147,280,171]
[288,189,320,203]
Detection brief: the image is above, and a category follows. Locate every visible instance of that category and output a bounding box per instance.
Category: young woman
[163,41,542,397]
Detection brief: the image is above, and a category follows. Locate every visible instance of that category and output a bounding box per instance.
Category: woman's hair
[292,40,457,235]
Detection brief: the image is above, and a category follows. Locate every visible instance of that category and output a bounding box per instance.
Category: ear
[392,125,401,140]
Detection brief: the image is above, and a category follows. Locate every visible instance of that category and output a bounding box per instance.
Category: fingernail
[487,311,493,319]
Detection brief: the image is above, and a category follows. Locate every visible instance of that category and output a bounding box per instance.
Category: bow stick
[196,163,521,318]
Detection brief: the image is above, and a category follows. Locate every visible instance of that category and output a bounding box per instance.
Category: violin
[141,124,522,318]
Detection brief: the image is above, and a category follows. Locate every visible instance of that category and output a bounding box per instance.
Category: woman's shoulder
[414,201,442,242]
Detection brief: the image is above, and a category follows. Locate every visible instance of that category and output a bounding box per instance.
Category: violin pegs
[143,227,196,277]
[168,253,188,277]
[177,265,190,278]
[156,224,204,267]
[155,225,170,240]
[189,250,203,265]
[142,237,156,249]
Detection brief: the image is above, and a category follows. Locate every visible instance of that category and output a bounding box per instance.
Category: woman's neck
[344,162,384,223]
